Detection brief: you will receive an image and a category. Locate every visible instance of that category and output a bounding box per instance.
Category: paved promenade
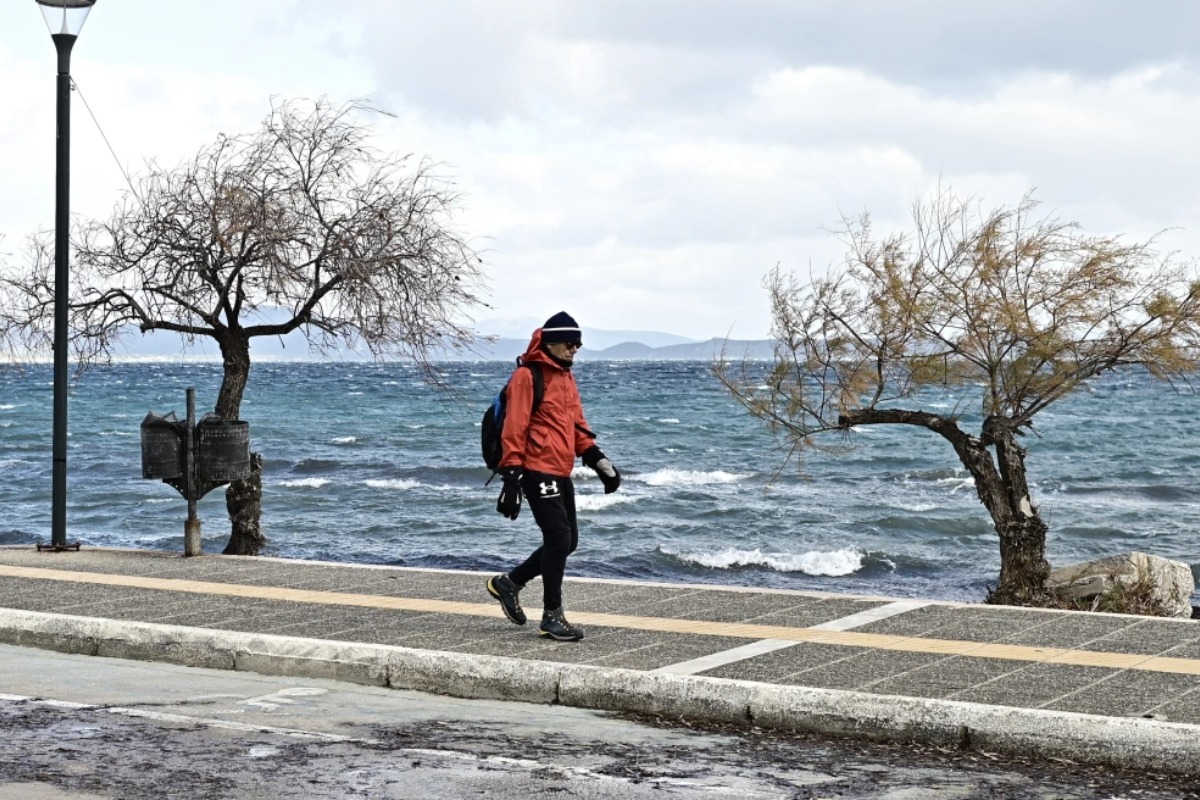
[2,545,1200,775]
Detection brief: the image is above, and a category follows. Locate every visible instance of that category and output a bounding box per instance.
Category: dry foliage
[1040,573,1190,618]
[717,189,1200,605]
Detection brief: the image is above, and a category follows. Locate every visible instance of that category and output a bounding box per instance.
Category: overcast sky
[4,1,1200,340]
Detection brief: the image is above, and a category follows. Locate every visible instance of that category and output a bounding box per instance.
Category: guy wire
[72,77,136,195]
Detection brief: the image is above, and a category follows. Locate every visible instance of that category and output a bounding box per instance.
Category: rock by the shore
[1045,551,1195,619]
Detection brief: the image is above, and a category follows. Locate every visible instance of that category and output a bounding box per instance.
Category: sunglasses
[554,340,582,351]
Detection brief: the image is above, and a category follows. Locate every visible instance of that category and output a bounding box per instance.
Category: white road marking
[655,639,799,676]
[655,601,929,676]
[808,600,929,632]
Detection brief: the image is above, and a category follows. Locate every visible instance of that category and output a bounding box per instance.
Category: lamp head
[35,0,96,37]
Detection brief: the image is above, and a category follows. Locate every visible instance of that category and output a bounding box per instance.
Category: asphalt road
[1,643,1197,799]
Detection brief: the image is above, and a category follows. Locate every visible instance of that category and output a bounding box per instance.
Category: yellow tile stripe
[4,564,1200,676]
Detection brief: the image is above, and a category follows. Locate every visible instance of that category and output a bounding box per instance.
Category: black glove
[495,467,523,519]
[582,445,621,494]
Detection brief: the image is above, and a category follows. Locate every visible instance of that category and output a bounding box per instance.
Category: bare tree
[717,189,1200,605]
[0,97,486,555]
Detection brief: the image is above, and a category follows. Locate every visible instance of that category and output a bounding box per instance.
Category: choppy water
[1,360,1198,603]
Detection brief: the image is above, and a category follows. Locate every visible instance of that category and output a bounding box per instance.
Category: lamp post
[36,0,96,550]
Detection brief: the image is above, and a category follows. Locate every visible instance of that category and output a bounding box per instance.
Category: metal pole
[184,387,201,556]
[50,33,76,549]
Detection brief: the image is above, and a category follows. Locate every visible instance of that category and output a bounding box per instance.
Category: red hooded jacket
[499,328,595,478]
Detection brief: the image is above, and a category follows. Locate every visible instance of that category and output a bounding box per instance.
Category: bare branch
[0,97,487,371]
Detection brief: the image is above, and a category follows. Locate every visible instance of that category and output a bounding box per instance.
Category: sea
[1,359,1198,604]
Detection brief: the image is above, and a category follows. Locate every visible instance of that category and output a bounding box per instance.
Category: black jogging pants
[508,470,578,611]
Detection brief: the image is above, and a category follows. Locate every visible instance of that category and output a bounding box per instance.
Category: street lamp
[36,0,96,550]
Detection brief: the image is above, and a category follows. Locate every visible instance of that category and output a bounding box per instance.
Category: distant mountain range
[469,336,775,362]
[102,317,775,362]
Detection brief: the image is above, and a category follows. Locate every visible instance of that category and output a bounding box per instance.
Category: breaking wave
[278,478,331,489]
[661,546,865,576]
[635,469,748,487]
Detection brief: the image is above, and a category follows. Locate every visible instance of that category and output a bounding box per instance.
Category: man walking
[487,312,622,641]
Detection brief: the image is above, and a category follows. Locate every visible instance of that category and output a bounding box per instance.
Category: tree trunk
[214,334,250,420]
[839,408,1051,606]
[223,452,265,555]
[990,514,1050,605]
[213,333,265,556]
[982,416,1050,605]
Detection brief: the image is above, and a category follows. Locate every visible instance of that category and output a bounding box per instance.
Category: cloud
[5,1,1200,341]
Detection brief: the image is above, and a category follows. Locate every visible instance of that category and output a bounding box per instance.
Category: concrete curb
[2,608,1198,774]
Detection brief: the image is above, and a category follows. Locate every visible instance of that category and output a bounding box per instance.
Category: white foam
[364,478,421,490]
[663,546,865,576]
[894,501,939,512]
[657,418,681,424]
[935,476,975,492]
[636,468,747,487]
[330,436,357,444]
[279,478,330,489]
[575,494,634,512]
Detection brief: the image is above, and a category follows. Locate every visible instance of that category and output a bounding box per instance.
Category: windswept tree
[717,189,1200,606]
[0,97,485,555]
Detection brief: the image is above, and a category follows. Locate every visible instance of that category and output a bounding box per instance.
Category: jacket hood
[522,328,567,371]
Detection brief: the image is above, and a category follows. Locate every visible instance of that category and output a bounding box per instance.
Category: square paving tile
[267,605,414,638]
[325,623,455,648]
[1144,687,1200,725]
[1157,639,1200,661]
[152,597,309,629]
[853,604,963,637]
[617,592,817,624]
[998,614,1141,649]
[751,599,891,629]
[950,663,1121,707]
[1078,620,1200,657]
[1041,670,1200,718]
[569,584,709,613]
[0,580,69,612]
[789,649,951,691]
[859,606,1054,643]
[866,655,1029,699]
[385,626,512,652]
[52,590,154,615]
[137,560,274,584]
[96,594,221,620]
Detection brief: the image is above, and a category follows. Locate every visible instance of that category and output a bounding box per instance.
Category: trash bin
[140,411,184,479]
[196,414,251,482]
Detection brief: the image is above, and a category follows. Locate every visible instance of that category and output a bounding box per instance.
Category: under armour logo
[539,480,560,497]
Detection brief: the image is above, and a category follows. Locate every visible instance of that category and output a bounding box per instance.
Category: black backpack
[481,361,544,481]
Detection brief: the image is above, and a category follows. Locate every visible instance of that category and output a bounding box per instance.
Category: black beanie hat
[541,311,582,345]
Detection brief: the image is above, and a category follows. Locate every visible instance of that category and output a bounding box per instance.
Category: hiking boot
[539,606,584,641]
[486,574,526,625]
